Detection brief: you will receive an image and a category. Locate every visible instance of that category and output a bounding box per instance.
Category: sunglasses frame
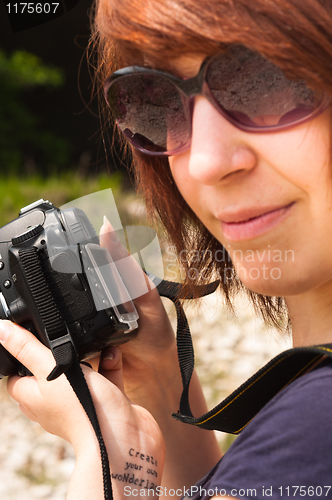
[104,53,331,156]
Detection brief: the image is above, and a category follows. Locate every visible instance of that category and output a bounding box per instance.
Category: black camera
[0,199,139,378]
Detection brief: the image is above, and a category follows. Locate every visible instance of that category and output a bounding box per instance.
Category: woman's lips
[220,203,294,241]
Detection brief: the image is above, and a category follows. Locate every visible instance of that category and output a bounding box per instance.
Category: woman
[1,0,332,498]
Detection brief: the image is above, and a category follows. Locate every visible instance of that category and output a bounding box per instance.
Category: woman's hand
[99,218,180,407]
[99,219,222,494]
[0,320,165,498]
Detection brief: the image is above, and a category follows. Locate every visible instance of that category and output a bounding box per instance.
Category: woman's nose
[187,96,258,185]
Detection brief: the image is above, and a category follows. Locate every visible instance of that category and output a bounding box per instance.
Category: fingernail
[103,216,119,243]
[103,352,114,361]
[103,215,111,227]
[0,320,13,342]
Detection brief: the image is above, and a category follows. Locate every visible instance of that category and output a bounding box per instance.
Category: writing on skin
[129,448,158,466]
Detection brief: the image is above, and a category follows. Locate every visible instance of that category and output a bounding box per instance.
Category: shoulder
[230,359,332,460]
[196,360,332,499]
[249,357,332,434]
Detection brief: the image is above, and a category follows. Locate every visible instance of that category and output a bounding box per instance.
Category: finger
[7,373,37,406]
[99,216,131,262]
[81,353,101,372]
[7,374,43,422]
[80,361,92,369]
[0,320,55,379]
[99,217,160,305]
[99,346,124,392]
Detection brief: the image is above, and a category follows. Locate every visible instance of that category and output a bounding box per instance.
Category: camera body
[0,199,139,378]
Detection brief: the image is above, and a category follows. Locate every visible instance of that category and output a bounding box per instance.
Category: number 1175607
[278,486,331,496]
[6,3,59,14]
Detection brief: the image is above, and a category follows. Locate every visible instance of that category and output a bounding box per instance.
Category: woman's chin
[234,265,293,297]
[238,273,313,298]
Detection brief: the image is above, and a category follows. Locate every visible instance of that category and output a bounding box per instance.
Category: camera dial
[12,225,44,245]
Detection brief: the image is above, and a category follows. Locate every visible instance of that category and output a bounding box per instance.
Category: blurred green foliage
[0,171,123,227]
[0,50,70,173]
[0,50,64,88]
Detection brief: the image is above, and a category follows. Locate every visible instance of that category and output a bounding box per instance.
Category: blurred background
[0,0,123,183]
[0,3,291,498]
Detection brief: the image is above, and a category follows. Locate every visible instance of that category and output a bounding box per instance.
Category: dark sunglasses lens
[206,47,323,129]
[107,73,190,154]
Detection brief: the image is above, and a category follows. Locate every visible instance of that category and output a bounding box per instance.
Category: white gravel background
[0,293,291,499]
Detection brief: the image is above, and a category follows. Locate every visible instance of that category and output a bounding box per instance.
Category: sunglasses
[104,45,330,157]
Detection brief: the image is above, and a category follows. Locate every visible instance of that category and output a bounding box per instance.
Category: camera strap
[155,277,332,434]
[64,353,113,498]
